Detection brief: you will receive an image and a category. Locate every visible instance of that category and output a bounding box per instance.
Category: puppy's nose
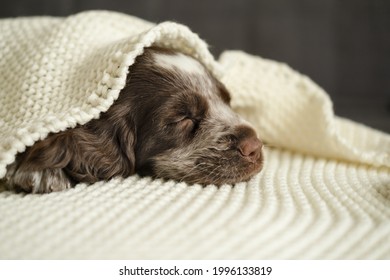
[238,136,262,162]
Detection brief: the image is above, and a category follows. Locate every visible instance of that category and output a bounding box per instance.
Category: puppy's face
[126,48,264,185]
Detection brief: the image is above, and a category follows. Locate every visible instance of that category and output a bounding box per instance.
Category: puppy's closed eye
[6,46,263,193]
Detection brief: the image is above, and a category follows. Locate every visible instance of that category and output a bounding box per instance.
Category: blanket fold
[218,51,390,168]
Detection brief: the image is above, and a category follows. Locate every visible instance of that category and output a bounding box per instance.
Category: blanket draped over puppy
[0,11,389,259]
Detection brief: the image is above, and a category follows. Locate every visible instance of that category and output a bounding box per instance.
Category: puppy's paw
[5,163,73,194]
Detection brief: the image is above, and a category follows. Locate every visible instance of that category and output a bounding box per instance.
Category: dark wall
[2,0,389,132]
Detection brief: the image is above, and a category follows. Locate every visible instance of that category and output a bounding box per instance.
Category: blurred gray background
[2,0,389,132]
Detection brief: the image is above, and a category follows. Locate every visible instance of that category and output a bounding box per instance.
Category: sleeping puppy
[5,47,263,193]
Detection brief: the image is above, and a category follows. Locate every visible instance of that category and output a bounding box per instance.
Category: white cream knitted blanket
[0,11,389,259]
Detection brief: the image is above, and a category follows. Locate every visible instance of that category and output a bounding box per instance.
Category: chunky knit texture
[0,11,389,259]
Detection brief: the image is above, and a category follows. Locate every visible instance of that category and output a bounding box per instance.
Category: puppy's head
[5,47,264,193]
[122,47,264,185]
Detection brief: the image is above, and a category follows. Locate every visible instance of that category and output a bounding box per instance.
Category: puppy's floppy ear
[117,120,137,174]
[18,132,72,171]
[63,117,137,183]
